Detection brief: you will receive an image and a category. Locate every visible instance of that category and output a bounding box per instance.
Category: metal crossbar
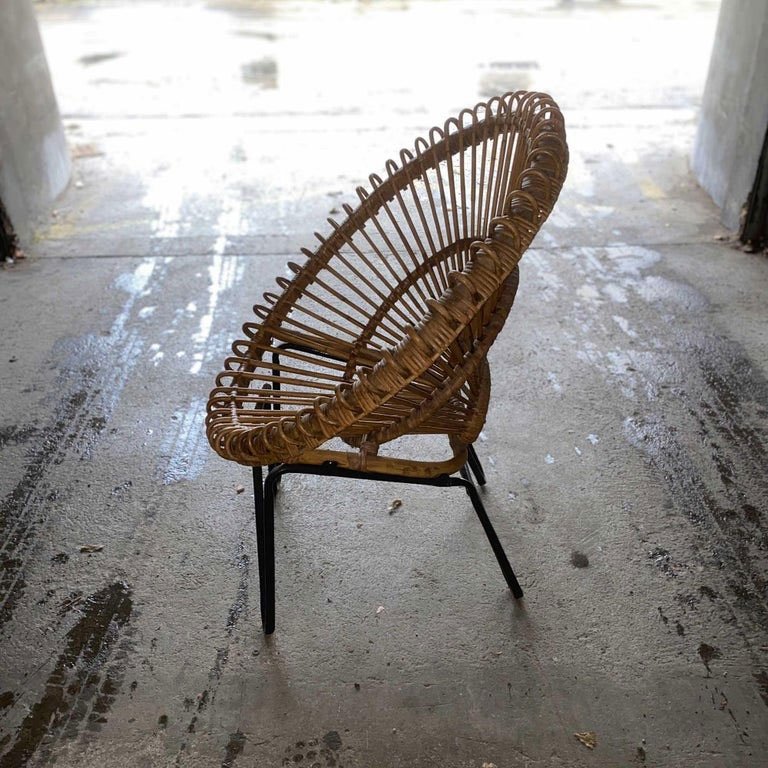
[251,454,522,635]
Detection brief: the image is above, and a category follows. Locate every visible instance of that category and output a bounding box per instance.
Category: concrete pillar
[692,0,768,232]
[0,0,70,242]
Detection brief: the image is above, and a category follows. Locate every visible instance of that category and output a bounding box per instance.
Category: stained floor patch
[175,546,250,759]
[0,385,102,631]
[0,582,132,767]
[221,729,246,767]
[0,259,162,632]
[754,672,768,708]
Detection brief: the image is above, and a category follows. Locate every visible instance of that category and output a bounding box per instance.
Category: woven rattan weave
[206,91,568,633]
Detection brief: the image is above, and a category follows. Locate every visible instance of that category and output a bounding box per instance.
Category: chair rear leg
[456,476,523,599]
[252,465,265,588]
[253,465,276,634]
[467,444,487,486]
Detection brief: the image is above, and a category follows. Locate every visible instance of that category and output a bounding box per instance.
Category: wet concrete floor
[2,1,768,766]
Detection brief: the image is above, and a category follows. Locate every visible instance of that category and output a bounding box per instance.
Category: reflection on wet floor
[41,0,719,123]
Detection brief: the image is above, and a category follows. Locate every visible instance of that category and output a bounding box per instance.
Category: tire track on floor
[0,581,134,767]
[174,544,250,765]
[0,258,163,633]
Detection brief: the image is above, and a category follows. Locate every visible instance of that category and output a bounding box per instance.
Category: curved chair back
[207,91,568,468]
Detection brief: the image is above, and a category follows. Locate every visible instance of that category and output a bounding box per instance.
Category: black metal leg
[260,471,278,634]
[249,460,522,634]
[252,464,264,575]
[252,465,266,623]
[252,465,263,508]
[453,475,523,599]
[467,444,487,486]
[253,465,276,634]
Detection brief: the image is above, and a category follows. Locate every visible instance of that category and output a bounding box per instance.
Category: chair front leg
[253,465,276,634]
[454,475,523,599]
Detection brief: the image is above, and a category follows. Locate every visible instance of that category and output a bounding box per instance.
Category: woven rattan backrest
[207,92,567,466]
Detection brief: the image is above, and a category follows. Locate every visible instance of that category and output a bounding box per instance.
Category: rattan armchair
[206,91,568,634]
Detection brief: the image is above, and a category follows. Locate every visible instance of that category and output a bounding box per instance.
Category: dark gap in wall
[0,196,23,263]
[742,124,768,251]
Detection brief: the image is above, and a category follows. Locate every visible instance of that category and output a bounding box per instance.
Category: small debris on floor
[79,544,104,553]
[574,731,597,749]
[322,731,343,751]
[388,498,402,515]
[354,682,360,690]
[570,550,589,568]
[235,485,245,494]
[71,142,104,159]
[482,763,498,768]
[375,605,385,615]
[698,642,722,673]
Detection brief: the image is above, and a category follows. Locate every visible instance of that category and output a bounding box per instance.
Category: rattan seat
[206,91,568,633]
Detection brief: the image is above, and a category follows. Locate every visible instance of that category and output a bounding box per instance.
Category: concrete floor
[2,0,768,766]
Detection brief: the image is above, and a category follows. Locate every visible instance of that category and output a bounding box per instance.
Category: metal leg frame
[466,443,487,486]
[251,453,522,635]
[251,466,275,634]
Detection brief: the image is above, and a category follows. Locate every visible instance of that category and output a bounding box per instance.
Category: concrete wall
[0,0,70,241]
[692,0,768,231]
